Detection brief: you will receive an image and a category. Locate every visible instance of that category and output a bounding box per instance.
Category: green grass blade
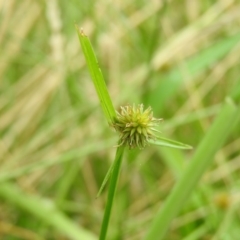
[148,32,240,111]
[148,136,192,149]
[144,98,240,240]
[0,139,115,183]
[76,26,116,124]
[96,160,115,198]
[0,183,97,240]
[182,224,209,240]
[99,145,125,240]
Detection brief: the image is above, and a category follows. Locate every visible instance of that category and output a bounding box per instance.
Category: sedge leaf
[76,26,116,124]
[96,160,115,198]
[148,137,192,150]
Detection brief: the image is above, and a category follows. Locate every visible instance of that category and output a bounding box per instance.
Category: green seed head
[113,104,162,149]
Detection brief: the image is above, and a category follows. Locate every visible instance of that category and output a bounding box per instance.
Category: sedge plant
[76,27,193,240]
[76,27,240,240]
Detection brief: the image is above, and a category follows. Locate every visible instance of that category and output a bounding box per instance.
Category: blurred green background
[0,0,240,239]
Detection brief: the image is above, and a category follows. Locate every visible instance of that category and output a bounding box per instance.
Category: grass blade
[99,145,125,240]
[96,160,115,198]
[0,139,115,183]
[0,183,97,240]
[76,26,116,124]
[148,32,240,112]
[148,136,192,149]
[144,98,240,240]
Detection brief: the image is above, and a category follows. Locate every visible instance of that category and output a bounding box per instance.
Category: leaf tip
[75,24,86,37]
[185,144,193,150]
[80,27,86,36]
[95,194,100,200]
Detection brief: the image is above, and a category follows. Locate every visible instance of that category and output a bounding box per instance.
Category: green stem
[144,98,240,240]
[99,145,125,240]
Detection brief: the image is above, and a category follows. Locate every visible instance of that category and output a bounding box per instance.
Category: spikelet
[113,104,162,149]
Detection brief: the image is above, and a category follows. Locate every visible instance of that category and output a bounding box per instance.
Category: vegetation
[0,1,240,240]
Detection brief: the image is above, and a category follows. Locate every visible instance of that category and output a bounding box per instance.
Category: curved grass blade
[76,26,116,124]
[144,98,240,240]
[0,183,97,240]
[148,136,192,150]
[96,160,115,198]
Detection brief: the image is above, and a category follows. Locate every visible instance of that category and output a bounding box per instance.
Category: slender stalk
[99,145,125,240]
[144,98,240,240]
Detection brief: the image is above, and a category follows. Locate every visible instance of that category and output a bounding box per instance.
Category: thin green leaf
[148,136,192,150]
[148,32,240,112]
[96,160,115,198]
[0,183,97,240]
[76,26,116,124]
[144,98,240,240]
[0,139,115,183]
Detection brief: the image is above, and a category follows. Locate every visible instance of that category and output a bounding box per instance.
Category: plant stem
[99,145,125,240]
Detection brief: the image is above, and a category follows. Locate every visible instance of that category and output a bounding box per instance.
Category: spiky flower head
[113,104,162,149]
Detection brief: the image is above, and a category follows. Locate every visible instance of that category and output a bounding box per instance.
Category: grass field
[0,0,240,240]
